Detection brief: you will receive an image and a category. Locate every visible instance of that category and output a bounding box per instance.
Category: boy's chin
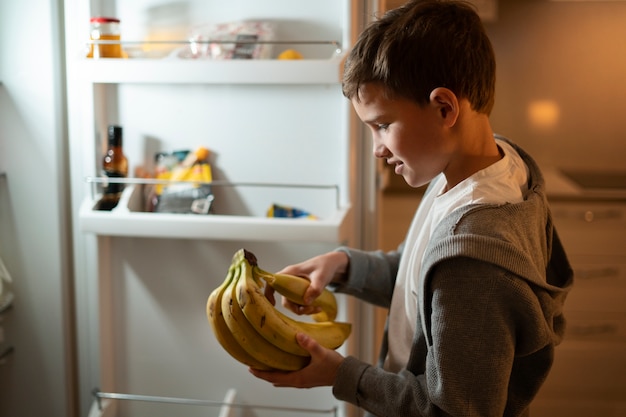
[403,175,431,189]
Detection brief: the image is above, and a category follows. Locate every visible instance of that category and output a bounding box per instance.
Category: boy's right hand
[266,251,349,316]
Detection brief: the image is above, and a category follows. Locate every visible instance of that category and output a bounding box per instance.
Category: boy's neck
[442,112,500,192]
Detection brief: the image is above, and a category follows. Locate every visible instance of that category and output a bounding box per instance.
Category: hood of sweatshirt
[422,138,574,346]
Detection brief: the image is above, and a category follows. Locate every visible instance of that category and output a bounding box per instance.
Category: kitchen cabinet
[64,2,377,417]
[532,197,626,417]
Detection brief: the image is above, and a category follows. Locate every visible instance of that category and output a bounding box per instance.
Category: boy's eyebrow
[361,114,386,124]
[361,117,379,125]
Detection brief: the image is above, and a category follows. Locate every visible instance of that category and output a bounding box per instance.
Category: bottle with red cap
[87,17,124,58]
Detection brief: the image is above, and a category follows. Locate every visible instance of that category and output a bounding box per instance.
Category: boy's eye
[376,123,390,131]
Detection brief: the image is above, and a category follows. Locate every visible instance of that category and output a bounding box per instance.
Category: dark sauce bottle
[97,125,128,210]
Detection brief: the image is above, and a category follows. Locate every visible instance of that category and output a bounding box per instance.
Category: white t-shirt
[384,139,529,372]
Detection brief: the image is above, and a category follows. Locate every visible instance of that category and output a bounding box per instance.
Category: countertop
[543,168,626,202]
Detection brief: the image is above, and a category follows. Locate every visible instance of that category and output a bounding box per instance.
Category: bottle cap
[108,125,122,136]
[108,125,123,145]
[90,17,120,23]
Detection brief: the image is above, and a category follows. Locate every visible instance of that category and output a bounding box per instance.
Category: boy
[250,1,573,416]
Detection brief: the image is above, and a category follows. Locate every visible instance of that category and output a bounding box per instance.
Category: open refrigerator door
[64,1,380,417]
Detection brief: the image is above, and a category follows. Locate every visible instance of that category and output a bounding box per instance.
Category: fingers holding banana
[252,263,337,321]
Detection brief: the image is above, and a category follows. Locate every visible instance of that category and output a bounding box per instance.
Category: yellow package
[155,147,214,214]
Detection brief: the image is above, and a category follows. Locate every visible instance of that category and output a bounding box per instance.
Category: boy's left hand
[249,332,344,388]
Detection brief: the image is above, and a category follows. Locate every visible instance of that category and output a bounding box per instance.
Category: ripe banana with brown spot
[237,250,351,357]
[206,261,272,370]
[252,265,337,322]
[221,261,310,371]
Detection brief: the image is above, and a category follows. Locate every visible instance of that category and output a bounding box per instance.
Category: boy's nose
[373,141,390,159]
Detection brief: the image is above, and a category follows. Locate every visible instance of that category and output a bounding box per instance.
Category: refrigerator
[61,1,381,417]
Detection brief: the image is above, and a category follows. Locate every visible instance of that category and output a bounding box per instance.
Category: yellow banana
[206,263,272,371]
[252,265,338,322]
[221,262,310,371]
[237,250,351,357]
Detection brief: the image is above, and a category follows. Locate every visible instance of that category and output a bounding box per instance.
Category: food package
[266,204,318,220]
[151,147,214,214]
[174,20,276,60]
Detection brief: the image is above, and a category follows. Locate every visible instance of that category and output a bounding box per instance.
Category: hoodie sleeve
[329,246,402,309]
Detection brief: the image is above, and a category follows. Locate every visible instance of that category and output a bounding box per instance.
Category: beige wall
[382,0,407,10]
[485,1,626,171]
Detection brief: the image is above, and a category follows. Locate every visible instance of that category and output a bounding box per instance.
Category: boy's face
[351,83,452,188]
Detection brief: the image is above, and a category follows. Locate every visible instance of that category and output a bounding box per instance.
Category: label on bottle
[102,170,126,196]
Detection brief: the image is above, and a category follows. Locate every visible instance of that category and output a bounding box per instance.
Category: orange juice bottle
[87,17,124,58]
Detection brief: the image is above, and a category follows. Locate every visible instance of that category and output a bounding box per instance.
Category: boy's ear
[429,87,459,127]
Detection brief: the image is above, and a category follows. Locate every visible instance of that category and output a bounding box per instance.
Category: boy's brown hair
[342,0,496,115]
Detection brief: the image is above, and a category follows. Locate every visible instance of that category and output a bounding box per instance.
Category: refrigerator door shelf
[75,53,346,85]
[79,185,353,242]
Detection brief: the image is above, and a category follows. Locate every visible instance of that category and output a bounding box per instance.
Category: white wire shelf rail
[91,389,339,416]
[85,38,343,54]
[79,177,352,242]
[84,177,341,210]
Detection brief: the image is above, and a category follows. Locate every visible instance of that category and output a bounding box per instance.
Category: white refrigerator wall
[109,83,349,216]
[65,1,378,417]
[0,0,76,416]
[89,239,358,417]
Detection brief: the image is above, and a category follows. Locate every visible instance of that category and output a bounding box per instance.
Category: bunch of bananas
[206,249,352,371]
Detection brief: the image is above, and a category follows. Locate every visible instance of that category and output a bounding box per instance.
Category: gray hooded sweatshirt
[331,140,573,417]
